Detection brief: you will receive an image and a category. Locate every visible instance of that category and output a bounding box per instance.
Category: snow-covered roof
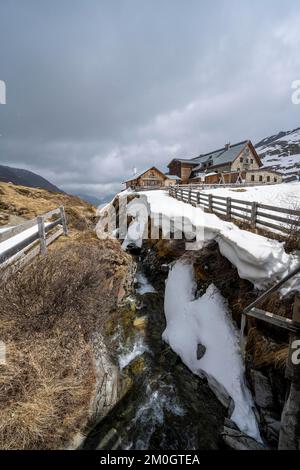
[123,166,167,183]
[169,140,254,170]
[165,174,181,180]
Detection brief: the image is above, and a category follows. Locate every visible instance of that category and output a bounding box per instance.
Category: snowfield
[100,188,300,443]
[200,181,300,210]
[137,190,300,293]
[163,261,261,441]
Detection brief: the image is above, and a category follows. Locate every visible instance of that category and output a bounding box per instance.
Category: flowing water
[82,265,227,451]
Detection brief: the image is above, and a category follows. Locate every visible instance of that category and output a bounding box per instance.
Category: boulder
[251,370,274,409]
[222,426,266,450]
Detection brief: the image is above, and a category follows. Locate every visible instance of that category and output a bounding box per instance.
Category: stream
[82,260,227,451]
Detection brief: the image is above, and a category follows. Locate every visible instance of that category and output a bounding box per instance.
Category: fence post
[59,206,68,236]
[226,197,231,219]
[181,189,183,201]
[240,313,247,359]
[279,294,300,449]
[251,201,257,228]
[188,189,192,204]
[197,192,201,206]
[37,216,47,255]
[208,194,213,213]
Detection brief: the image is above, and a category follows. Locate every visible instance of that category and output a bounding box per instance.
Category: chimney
[133,167,137,175]
[224,142,231,150]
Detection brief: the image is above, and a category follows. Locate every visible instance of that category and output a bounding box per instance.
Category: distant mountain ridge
[255,127,300,179]
[0,164,62,192]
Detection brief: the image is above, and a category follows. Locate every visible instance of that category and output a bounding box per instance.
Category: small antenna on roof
[133,167,137,175]
[225,142,231,150]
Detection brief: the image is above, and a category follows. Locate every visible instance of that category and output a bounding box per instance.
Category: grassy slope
[0,182,97,230]
[0,183,133,449]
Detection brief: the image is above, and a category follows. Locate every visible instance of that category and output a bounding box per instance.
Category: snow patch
[141,190,300,292]
[163,260,261,441]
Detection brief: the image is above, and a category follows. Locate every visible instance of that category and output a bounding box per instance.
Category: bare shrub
[0,236,131,449]
[246,327,288,370]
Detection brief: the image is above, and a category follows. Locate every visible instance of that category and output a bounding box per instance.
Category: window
[240,157,243,162]
[267,176,270,182]
[274,177,277,182]
[259,175,263,182]
[246,159,249,163]
[237,167,240,171]
[251,175,255,182]
[250,159,254,164]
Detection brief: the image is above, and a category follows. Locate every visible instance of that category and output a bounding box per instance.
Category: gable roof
[168,140,262,171]
[165,174,181,180]
[123,166,167,183]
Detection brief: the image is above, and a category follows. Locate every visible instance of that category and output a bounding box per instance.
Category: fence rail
[0,205,68,267]
[168,186,299,235]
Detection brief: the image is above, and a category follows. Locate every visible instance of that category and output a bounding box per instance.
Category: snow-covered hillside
[256,127,300,179]
[201,181,300,209]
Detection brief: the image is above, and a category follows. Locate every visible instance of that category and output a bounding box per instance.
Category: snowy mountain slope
[255,127,300,179]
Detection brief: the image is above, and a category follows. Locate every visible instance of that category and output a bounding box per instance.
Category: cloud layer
[0,0,300,199]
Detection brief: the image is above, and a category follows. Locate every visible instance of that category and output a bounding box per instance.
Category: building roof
[168,140,260,171]
[165,174,181,180]
[192,140,249,167]
[123,166,167,183]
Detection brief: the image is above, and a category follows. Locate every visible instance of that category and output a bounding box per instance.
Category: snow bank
[163,260,261,441]
[141,190,300,292]
[201,181,300,210]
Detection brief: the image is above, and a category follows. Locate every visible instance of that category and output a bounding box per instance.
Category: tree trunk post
[278,293,300,450]
[251,201,257,228]
[208,194,213,213]
[37,216,47,255]
[60,206,68,236]
[226,197,231,220]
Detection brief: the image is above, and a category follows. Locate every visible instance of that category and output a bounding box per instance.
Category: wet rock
[126,243,142,255]
[224,418,239,431]
[251,370,274,409]
[197,343,206,360]
[199,371,232,410]
[261,410,281,444]
[133,316,148,330]
[222,427,266,450]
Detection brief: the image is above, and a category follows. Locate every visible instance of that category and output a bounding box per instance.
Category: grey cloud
[0,0,300,198]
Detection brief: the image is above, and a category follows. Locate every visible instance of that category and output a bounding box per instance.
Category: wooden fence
[169,186,300,235]
[240,263,300,449]
[0,206,68,272]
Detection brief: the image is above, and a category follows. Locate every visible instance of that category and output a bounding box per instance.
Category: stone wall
[245,171,282,184]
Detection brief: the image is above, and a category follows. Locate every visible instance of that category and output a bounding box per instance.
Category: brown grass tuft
[246,327,288,370]
[0,235,131,449]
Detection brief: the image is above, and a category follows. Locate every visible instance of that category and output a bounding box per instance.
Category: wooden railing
[0,206,68,268]
[168,186,300,234]
[240,264,300,450]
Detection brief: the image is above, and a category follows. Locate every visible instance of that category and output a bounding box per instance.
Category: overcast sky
[0,0,300,199]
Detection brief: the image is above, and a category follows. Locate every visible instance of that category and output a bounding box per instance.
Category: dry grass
[246,327,288,370]
[0,182,97,230]
[0,235,132,449]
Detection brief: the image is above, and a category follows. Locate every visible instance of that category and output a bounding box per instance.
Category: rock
[251,370,274,409]
[278,383,300,450]
[126,242,142,255]
[133,316,148,330]
[196,343,206,360]
[222,426,266,450]
[261,410,281,443]
[199,370,232,409]
[224,418,240,431]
